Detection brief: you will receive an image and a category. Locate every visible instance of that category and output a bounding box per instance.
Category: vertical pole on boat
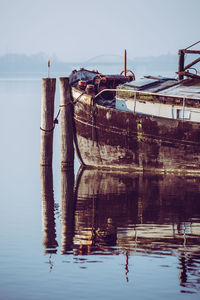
[59,77,74,170]
[178,49,185,80]
[48,60,50,78]
[40,78,56,166]
[134,92,137,113]
[182,97,185,121]
[124,49,127,77]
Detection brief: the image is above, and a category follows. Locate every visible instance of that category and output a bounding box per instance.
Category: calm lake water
[0,76,200,300]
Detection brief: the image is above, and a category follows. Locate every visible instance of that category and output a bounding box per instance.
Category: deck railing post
[178,50,185,80]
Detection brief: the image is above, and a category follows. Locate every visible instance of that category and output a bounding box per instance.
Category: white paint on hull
[116,98,200,122]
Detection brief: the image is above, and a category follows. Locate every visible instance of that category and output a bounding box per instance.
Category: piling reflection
[41,166,200,291]
[61,169,75,254]
[40,166,58,254]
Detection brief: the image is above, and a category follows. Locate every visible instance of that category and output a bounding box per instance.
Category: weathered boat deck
[119,77,200,100]
[160,80,200,99]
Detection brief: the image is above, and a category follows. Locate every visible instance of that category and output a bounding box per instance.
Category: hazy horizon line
[0,51,179,63]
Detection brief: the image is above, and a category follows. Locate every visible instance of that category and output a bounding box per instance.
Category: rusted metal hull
[72,89,200,174]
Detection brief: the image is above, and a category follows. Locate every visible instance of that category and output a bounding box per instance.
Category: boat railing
[93,88,200,119]
[94,88,199,101]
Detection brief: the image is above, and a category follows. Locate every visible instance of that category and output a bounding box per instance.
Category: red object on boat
[78,80,87,90]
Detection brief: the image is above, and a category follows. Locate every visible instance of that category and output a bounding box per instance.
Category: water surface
[0,77,199,299]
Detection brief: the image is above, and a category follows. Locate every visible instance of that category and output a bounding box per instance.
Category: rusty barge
[69,43,200,173]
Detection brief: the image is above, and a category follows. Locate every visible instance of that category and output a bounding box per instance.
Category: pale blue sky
[0,0,199,61]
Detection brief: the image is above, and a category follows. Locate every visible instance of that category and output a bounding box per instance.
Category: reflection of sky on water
[0,79,200,299]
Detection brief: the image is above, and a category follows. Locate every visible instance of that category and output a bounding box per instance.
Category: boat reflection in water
[41,166,200,290]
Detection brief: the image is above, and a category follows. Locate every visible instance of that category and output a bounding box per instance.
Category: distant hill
[0,53,78,77]
[84,53,177,66]
[84,54,133,65]
[0,52,179,78]
[82,53,178,77]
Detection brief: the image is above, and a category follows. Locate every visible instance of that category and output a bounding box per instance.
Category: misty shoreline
[0,52,179,78]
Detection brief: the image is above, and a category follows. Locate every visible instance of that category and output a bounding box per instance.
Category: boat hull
[72,89,200,174]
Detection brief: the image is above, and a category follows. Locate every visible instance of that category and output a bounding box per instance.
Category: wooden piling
[59,77,74,169]
[40,78,56,166]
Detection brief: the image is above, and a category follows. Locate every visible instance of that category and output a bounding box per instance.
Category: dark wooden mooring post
[40,78,56,166]
[59,77,74,169]
[178,49,185,80]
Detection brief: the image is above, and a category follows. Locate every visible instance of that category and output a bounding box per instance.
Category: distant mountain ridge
[84,54,132,64]
[84,53,177,66]
[0,52,179,77]
[82,53,178,76]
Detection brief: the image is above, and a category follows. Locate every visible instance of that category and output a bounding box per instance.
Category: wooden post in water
[40,78,56,166]
[178,49,185,80]
[59,77,74,169]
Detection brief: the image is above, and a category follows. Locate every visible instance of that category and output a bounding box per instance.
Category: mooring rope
[40,91,84,133]
[40,108,61,132]
[40,125,55,133]
[59,101,74,107]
